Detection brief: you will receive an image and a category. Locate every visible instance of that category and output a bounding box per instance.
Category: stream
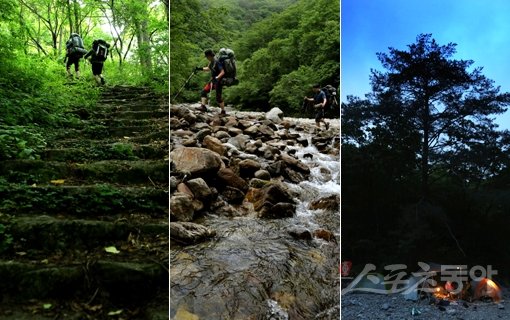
[170,119,340,320]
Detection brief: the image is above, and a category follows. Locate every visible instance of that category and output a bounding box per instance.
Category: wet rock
[182,139,197,147]
[287,227,312,240]
[244,125,259,136]
[267,161,283,177]
[170,176,178,192]
[214,131,231,141]
[170,105,197,124]
[223,143,240,157]
[283,167,306,184]
[259,202,295,219]
[309,194,340,211]
[239,159,261,177]
[227,127,243,136]
[170,222,216,244]
[303,153,313,160]
[280,120,292,129]
[238,119,253,129]
[224,117,238,127]
[195,128,212,142]
[217,167,249,192]
[250,178,269,188]
[258,124,275,138]
[266,299,289,320]
[251,183,295,212]
[313,229,335,242]
[254,169,271,180]
[185,178,213,203]
[265,107,284,124]
[221,186,245,204]
[280,153,310,174]
[297,137,308,147]
[203,135,226,156]
[177,183,194,198]
[228,134,250,151]
[170,147,223,177]
[170,192,194,222]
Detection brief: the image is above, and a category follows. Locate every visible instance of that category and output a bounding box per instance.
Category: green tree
[370,34,510,197]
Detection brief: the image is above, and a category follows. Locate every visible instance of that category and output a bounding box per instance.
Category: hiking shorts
[315,108,325,122]
[66,55,80,71]
[201,81,223,104]
[91,62,104,76]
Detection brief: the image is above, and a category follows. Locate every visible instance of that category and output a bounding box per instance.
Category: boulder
[250,183,295,212]
[227,127,243,136]
[227,134,250,150]
[238,159,262,177]
[287,227,313,240]
[258,124,275,137]
[217,167,248,192]
[249,178,269,188]
[309,194,340,212]
[195,128,212,142]
[221,186,245,204]
[265,107,284,124]
[259,202,296,219]
[185,178,213,202]
[214,131,231,141]
[266,161,283,177]
[170,147,223,177]
[203,135,226,156]
[170,105,197,124]
[280,153,310,174]
[170,192,194,222]
[170,176,179,192]
[254,169,271,180]
[244,125,259,136]
[170,222,216,244]
[176,183,194,198]
[283,167,306,184]
[313,228,335,242]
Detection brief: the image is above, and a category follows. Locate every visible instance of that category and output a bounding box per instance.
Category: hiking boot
[196,105,207,112]
[325,122,329,130]
[100,77,106,85]
[220,109,226,116]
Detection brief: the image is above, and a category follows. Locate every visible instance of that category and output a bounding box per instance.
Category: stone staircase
[0,86,169,319]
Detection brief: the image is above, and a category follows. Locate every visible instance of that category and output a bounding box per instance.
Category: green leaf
[43,303,52,309]
[107,309,123,316]
[104,246,120,254]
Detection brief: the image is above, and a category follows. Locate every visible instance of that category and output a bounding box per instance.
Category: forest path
[0,85,169,319]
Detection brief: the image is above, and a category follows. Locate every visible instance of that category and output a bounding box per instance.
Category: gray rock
[195,128,212,142]
[170,222,216,244]
[221,186,245,204]
[203,135,226,156]
[217,167,248,192]
[254,169,271,180]
[227,134,250,150]
[185,178,213,202]
[265,107,284,124]
[170,147,223,176]
[170,192,194,222]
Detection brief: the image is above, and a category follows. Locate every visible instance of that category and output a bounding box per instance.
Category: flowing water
[170,128,340,320]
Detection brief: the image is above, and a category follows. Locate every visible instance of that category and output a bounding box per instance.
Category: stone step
[0,184,168,216]
[94,110,169,120]
[52,124,168,140]
[0,160,169,185]
[42,143,167,161]
[0,259,167,303]
[5,215,167,251]
[95,102,166,112]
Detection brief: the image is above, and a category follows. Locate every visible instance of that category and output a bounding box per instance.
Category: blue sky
[341,0,510,129]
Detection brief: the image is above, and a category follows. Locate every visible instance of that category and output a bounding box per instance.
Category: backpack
[66,33,86,57]
[217,48,239,86]
[322,85,338,108]
[93,39,110,62]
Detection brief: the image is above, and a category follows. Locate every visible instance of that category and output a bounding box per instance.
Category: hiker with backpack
[304,84,330,130]
[83,39,110,85]
[196,49,230,115]
[64,33,87,79]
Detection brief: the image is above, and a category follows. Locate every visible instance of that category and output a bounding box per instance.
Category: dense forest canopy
[342,34,510,278]
[0,0,168,160]
[170,0,339,116]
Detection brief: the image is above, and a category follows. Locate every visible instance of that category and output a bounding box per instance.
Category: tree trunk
[73,0,80,35]
[421,100,430,199]
[66,0,73,34]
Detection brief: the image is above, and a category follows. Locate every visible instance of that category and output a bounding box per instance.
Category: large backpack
[322,85,338,108]
[217,48,239,86]
[92,39,110,62]
[66,33,87,57]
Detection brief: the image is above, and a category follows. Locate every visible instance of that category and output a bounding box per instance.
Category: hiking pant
[201,81,223,104]
[66,55,80,72]
[92,62,104,76]
[315,107,325,122]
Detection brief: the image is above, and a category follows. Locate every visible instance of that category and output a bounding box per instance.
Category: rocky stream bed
[170,104,341,319]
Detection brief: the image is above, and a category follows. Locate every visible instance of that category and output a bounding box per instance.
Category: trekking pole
[171,70,197,103]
